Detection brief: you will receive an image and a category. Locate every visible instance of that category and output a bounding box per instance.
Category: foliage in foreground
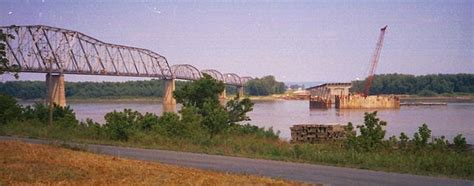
[346,112,469,153]
[0,29,19,79]
[174,74,255,138]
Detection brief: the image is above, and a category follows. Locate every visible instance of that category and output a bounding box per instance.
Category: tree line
[244,75,286,96]
[0,75,287,99]
[0,80,189,100]
[351,73,474,96]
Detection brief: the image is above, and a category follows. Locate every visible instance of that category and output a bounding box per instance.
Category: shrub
[22,103,49,122]
[79,118,104,139]
[227,123,279,139]
[432,136,449,151]
[352,111,387,151]
[156,112,186,137]
[225,96,254,125]
[201,100,229,139]
[138,113,159,131]
[179,106,206,139]
[453,134,468,152]
[21,103,78,126]
[345,122,358,149]
[0,93,22,124]
[413,124,431,149]
[104,109,140,141]
[399,132,409,148]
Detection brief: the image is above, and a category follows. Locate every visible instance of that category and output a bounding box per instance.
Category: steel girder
[223,73,241,86]
[0,25,172,79]
[171,64,202,81]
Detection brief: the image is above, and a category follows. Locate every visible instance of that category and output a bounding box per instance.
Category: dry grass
[0,141,306,185]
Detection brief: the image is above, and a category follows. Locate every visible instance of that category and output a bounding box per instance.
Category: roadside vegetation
[0,75,473,180]
[351,73,474,96]
[0,141,300,185]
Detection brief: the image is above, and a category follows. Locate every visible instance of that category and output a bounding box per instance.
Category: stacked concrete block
[290,124,349,143]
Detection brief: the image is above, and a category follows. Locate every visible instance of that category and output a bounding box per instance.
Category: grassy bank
[0,141,300,185]
[1,119,473,180]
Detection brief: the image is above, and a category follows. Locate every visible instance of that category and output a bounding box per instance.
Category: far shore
[15,94,474,103]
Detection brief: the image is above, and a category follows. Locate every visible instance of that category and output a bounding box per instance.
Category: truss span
[201,69,224,82]
[1,25,173,79]
[223,73,241,86]
[171,64,202,81]
[240,76,253,85]
[1,25,253,86]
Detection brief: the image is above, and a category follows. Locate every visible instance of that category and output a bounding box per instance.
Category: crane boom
[364,25,388,97]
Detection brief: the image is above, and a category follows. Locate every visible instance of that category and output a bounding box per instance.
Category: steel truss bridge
[1,25,252,86]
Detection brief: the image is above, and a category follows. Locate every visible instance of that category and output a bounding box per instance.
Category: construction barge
[307,26,401,109]
[306,83,400,109]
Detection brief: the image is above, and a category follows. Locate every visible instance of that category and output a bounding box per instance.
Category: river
[19,100,474,144]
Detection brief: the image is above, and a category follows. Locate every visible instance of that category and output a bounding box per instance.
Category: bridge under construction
[307,25,400,109]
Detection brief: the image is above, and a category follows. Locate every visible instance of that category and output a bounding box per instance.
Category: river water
[19,100,474,144]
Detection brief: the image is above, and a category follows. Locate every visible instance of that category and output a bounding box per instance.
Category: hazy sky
[0,0,473,83]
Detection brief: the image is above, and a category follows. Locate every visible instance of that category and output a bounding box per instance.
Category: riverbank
[1,121,473,180]
[398,95,474,103]
[0,141,299,185]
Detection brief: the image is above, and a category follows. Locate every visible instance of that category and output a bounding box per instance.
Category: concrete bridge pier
[163,79,176,113]
[219,89,227,105]
[45,73,66,107]
[238,86,245,98]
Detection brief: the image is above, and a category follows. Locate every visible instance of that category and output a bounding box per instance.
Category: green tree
[201,100,229,139]
[412,123,431,149]
[348,111,387,151]
[174,74,254,139]
[453,134,467,152]
[399,132,409,148]
[104,109,141,141]
[225,96,254,125]
[351,73,474,95]
[156,112,186,137]
[245,75,286,96]
[174,74,225,108]
[0,29,19,79]
[0,93,22,124]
